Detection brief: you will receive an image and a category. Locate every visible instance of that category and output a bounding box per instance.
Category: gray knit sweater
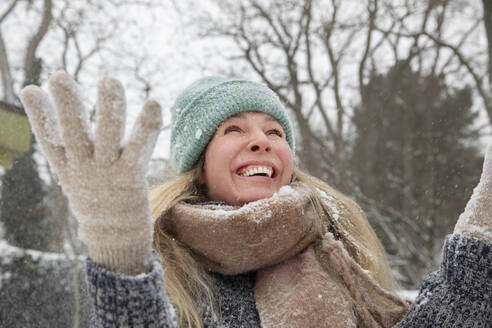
[86,234,491,327]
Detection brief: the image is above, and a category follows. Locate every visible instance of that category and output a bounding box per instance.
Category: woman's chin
[233,190,276,205]
[208,183,283,206]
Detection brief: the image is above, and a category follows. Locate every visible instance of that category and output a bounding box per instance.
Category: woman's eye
[224,126,242,134]
[267,129,283,137]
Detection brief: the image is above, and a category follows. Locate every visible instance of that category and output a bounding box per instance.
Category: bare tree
[376,0,490,124]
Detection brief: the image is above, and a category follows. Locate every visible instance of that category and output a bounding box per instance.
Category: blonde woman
[20,72,490,327]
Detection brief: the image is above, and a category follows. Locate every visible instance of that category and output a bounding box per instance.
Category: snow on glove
[20,72,162,275]
[454,141,492,241]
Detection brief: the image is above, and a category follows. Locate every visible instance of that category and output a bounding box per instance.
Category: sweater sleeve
[395,234,491,327]
[85,250,178,328]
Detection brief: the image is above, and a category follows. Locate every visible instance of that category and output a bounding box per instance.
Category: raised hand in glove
[20,72,162,275]
[454,142,492,241]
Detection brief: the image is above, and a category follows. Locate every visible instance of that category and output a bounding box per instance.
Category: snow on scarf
[164,184,410,327]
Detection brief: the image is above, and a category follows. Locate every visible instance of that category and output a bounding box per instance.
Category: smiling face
[202,111,294,206]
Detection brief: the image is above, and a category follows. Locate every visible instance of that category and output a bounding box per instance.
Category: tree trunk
[0,29,15,103]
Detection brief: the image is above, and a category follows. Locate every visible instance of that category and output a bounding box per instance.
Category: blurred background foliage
[0,0,490,326]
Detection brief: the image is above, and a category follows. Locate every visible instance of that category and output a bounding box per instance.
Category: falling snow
[195,128,202,139]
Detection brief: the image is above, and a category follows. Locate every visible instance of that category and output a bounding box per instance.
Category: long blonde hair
[151,165,396,328]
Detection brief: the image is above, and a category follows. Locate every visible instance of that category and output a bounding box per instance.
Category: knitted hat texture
[170,76,295,173]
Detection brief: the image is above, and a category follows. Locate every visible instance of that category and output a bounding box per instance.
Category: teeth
[239,165,273,178]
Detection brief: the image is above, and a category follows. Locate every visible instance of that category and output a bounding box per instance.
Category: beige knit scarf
[165,184,410,327]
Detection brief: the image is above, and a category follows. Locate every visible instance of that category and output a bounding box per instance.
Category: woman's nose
[248,131,271,152]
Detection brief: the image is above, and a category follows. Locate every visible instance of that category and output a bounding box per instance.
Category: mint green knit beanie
[170,76,295,173]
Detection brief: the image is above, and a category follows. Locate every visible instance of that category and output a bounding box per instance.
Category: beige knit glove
[454,142,492,241]
[20,72,162,275]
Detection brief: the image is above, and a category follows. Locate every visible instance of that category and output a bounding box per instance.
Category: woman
[20,72,490,327]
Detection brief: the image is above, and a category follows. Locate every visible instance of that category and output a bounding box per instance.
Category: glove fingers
[95,77,126,165]
[482,141,492,182]
[48,71,93,162]
[454,141,492,240]
[20,85,66,171]
[473,141,492,191]
[121,99,162,168]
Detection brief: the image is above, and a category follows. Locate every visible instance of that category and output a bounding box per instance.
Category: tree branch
[482,0,492,92]
[23,0,53,86]
[0,0,20,23]
[359,0,378,105]
[422,31,491,122]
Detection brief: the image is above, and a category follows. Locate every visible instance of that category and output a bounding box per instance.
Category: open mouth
[236,165,276,178]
